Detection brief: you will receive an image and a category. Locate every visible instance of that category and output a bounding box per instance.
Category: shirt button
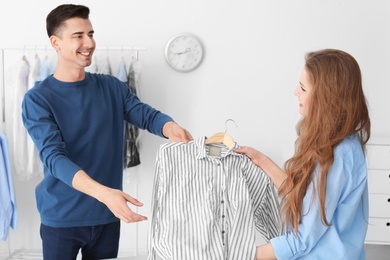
[222,215,225,218]
[221,200,224,204]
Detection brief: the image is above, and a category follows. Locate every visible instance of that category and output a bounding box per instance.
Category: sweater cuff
[53,157,82,187]
[157,117,174,138]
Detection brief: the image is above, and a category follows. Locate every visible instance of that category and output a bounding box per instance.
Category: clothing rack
[0,46,146,124]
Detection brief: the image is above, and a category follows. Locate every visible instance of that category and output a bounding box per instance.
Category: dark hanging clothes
[116,58,141,168]
[125,62,140,167]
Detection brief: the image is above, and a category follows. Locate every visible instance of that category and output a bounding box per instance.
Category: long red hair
[278,49,371,233]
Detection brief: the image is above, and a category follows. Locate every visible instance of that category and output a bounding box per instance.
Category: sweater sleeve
[123,87,173,138]
[22,91,82,187]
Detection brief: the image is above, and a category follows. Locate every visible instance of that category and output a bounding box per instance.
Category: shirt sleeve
[244,157,281,242]
[148,146,162,260]
[270,141,365,259]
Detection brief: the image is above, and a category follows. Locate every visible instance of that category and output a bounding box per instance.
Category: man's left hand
[162,121,193,143]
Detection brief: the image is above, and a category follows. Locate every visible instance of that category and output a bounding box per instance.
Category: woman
[235,49,370,259]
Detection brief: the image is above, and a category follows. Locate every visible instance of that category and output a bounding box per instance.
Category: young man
[22,4,192,259]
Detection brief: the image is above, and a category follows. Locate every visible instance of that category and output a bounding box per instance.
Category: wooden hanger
[205,119,237,149]
[205,132,235,148]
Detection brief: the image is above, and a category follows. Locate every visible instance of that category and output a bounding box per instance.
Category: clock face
[165,34,204,72]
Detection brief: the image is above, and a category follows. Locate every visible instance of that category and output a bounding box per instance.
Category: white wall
[1,0,389,257]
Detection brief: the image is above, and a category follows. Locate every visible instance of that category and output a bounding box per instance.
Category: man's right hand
[97,187,148,223]
[72,170,147,223]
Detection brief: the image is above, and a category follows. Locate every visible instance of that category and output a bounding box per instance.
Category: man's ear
[50,35,60,51]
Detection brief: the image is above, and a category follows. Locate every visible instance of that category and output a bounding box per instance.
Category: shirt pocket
[229,177,250,203]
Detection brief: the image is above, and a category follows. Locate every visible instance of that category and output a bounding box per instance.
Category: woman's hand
[234,146,267,168]
[234,146,287,189]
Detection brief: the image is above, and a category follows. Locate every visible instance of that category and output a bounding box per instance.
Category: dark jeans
[40,221,120,260]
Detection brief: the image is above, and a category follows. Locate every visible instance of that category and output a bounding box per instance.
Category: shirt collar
[195,136,240,160]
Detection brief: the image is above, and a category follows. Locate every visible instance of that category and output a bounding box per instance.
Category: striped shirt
[148,137,280,260]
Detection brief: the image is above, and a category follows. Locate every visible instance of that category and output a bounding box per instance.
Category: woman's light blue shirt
[271,135,368,259]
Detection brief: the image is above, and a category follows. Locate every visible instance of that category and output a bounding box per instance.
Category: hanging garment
[116,57,127,82]
[27,54,44,177]
[0,133,18,241]
[29,54,41,88]
[39,55,53,81]
[117,58,141,168]
[127,60,140,95]
[148,137,281,260]
[98,56,112,75]
[125,123,140,167]
[116,58,136,167]
[7,56,30,180]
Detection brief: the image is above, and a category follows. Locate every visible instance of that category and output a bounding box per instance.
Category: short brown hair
[46,4,90,37]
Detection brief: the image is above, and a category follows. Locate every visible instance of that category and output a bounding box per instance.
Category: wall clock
[165,33,204,72]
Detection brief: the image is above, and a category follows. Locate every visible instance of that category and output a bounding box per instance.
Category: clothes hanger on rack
[205,119,237,149]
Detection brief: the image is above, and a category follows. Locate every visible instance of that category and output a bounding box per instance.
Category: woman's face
[294,68,312,116]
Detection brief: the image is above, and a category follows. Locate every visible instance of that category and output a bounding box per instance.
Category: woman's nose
[294,86,300,96]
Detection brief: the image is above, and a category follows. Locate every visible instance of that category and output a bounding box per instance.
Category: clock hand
[172,48,192,55]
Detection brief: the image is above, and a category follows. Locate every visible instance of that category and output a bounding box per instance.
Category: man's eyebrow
[71,30,94,36]
[71,32,84,36]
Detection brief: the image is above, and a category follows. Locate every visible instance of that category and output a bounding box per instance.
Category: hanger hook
[224,119,238,133]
